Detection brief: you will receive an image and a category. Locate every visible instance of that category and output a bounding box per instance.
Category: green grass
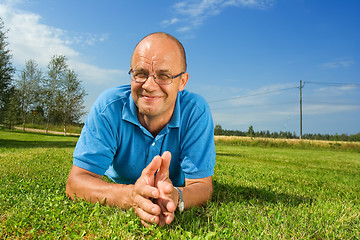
[1,130,359,239]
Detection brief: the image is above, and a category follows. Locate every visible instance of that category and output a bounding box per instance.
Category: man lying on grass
[66,32,215,227]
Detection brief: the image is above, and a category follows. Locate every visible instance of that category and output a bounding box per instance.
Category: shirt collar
[122,94,140,126]
[168,91,181,128]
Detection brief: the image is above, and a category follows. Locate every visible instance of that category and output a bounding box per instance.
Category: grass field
[1,130,359,239]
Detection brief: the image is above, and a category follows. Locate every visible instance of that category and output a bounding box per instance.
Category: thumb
[159,151,171,176]
[142,155,162,177]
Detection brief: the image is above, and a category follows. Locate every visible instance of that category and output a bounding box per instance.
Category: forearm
[66,166,134,209]
[180,176,213,209]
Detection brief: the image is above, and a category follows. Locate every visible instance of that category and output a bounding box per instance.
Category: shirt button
[151,142,155,146]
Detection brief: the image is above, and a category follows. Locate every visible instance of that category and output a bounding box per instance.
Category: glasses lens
[131,70,147,82]
[156,73,173,85]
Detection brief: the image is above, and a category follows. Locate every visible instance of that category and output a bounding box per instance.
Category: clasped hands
[131,151,179,227]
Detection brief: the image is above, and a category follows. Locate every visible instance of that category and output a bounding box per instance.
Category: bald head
[131,32,187,72]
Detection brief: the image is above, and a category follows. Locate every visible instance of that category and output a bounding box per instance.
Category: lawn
[0,130,359,239]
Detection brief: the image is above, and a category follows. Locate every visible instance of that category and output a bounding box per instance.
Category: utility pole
[300,80,303,139]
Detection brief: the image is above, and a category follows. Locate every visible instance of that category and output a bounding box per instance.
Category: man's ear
[178,73,189,91]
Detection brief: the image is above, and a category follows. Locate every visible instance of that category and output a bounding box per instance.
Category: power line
[209,100,298,111]
[208,86,298,103]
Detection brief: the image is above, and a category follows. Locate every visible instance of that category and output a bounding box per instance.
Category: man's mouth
[141,95,162,100]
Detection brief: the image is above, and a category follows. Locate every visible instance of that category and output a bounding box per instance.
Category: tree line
[214,125,360,142]
[0,18,86,134]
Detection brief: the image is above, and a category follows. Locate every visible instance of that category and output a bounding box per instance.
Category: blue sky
[1,0,359,135]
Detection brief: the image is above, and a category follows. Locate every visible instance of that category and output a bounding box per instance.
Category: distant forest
[214,125,360,142]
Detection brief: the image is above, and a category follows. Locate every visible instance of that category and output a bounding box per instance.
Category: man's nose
[142,74,158,90]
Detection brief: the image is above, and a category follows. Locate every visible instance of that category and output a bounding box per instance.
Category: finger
[134,195,161,216]
[142,155,162,177]
[164,211,175,225]
[156,199,175,225]
[160,151,171,173]
[134,205,160,225]
[157,194,176,213]
[158,180,174,195]
[166,199,176,213]
[135,184,159,199]
[140,220,150,228]
[157,181,174,198]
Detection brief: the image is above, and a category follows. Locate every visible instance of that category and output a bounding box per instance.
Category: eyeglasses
[128,69,184,85]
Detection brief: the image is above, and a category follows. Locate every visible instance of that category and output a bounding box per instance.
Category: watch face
[179,201,185,212]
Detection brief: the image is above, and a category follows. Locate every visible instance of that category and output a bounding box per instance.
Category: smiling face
[130,33,188,128]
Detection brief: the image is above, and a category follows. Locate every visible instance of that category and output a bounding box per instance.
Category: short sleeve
[179,96,216,179]
[73,97,119,176]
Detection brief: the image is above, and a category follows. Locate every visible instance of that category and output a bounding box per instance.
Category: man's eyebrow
[134,67,148,72]
[156,69,171,73]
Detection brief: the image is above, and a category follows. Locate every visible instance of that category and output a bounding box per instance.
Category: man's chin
[138,107,158,117]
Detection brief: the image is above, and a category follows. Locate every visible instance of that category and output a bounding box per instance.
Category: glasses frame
[128,69,185,85]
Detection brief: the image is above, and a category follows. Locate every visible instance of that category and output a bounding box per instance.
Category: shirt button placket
[147,140,159,164]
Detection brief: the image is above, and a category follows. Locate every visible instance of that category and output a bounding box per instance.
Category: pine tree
[0,18,15,122]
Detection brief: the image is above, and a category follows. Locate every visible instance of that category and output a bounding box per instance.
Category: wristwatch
[174,187,184,212]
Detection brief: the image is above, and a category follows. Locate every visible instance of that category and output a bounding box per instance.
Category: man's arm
[66,157,164,225]
[66,166,133,208]
[181,176,213,209]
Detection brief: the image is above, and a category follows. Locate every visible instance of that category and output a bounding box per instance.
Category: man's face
[131,35,188,122]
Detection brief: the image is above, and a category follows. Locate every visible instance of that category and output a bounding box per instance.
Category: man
[66,32,215,226]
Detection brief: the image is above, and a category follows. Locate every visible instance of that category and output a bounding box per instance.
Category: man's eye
[134,72,147,79]
[158,73,172,80]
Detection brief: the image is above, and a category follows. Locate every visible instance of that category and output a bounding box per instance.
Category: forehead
[131,35,181,70]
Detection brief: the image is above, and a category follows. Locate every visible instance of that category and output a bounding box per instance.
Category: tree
[214,124,223,135]
[3,86,21,128]
[0,18,15,122]
[247,125,254,137]
[58,69,86,135]
[16,59,42,131]
[42,55,68,133]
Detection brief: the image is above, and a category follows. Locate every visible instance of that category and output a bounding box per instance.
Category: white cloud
[162,18,180,27]
[70,61,125,85]
[314,85,359,98]
[0,1,128,114]
[304,104,360,115]
[0,2,122,87]
[163,0,275,32]
[1,3,78,65]
[177,26,192,33]
[320,58,355,69]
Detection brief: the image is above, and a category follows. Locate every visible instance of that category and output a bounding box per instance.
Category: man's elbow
[65,173,76,199]
[65,165,83,200]
[206,182,213,202]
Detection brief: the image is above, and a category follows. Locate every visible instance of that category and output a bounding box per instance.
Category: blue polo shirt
[73,85,215,187]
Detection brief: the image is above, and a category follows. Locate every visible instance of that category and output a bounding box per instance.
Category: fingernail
[152,207,158,214]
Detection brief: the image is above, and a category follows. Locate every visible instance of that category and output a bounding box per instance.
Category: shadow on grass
[216,152,245,158]
[0,138,77,148]
[212,180,313,206]
[170,180,314,232]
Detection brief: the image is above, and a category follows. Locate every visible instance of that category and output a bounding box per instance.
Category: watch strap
[174,187,184,212]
